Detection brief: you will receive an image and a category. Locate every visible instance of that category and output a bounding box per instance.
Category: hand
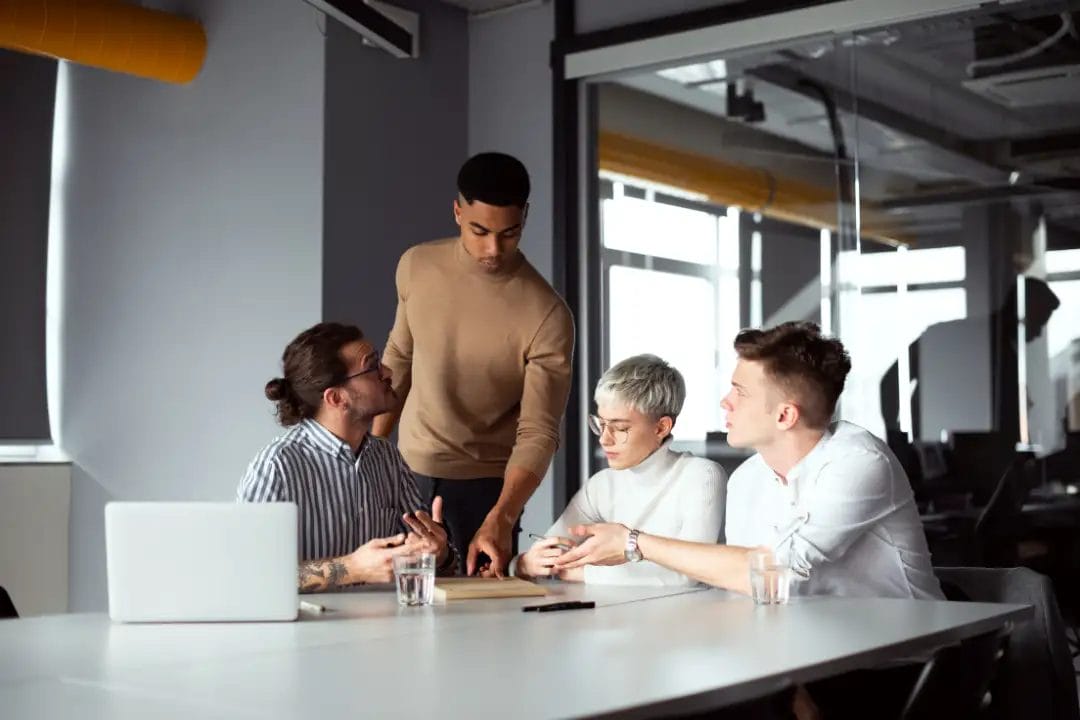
[553,523,630,571]
[517,536,575,578]
[467,513,513,577]
[347,533,408,584]
[402,496,450,566]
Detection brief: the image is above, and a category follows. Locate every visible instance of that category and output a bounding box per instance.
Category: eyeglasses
[340,351,382,384]
[587,414,632,445]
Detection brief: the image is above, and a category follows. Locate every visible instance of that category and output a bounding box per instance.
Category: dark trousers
[671,664,922,719]
[412,474,521,574]
[803,664,924,719]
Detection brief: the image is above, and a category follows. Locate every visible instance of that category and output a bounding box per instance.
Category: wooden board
[433,577,549,601]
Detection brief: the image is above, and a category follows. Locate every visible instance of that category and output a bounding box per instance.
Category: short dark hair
[264,323,363,426]
[457,152,530,208]
[734,322,851,429]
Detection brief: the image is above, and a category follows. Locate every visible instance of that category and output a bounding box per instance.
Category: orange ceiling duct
[0,0,206,84]
[599,130,909,247]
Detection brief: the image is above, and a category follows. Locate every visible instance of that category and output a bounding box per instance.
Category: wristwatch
[624,528,643,563]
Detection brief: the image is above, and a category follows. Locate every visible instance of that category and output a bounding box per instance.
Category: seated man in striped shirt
[238,322,455,592]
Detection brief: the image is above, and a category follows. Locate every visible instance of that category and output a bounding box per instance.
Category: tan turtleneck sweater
[382,238,575,480]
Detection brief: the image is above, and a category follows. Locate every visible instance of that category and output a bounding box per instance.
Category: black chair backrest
[973,456,1034,566]
[900,626,1010,720]
[935,567,1080,720]
[0,585,17,619]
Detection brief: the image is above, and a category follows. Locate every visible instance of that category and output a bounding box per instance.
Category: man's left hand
[402,496,450,566]
[554,523,631,570]
[467,514,513,577]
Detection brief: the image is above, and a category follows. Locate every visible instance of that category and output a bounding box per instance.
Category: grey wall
[468,1,557,537]
[469,3,555,279]
[59,0,325,611]
[760,219,821,324]
[322,0,469,349]
[0,50,56,441]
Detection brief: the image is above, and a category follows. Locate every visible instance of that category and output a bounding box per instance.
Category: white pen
[299,600,326,614]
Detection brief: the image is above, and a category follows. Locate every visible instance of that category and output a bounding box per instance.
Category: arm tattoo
[298,558,351,593]
[326,560,348,589]
[298,561,326,593]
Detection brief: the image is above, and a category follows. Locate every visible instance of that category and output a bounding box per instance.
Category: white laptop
[105,502,298,623]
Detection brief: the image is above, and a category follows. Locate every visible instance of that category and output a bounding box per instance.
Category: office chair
[899,625,1009,720]
[935,567,1079,720]
[972,456,1042,567]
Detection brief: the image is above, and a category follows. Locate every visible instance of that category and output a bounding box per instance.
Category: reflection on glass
[592,1,1080,482]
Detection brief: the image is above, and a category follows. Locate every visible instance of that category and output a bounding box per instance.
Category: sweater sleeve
[545,474,604,537]
[582,458,726,587]
[506,299,575,478]
[382,247,415,403]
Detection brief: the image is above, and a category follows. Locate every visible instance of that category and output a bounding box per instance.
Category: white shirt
[547,442,727,586]
[726,421,944,599]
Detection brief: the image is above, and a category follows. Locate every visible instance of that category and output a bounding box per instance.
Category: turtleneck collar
[609,439,680,481]
[453,237,525,280]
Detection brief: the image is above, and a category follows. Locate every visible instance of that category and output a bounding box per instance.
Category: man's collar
[299,418,354,462]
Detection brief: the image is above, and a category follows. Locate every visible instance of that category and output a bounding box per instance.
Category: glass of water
[748,549,793,605]
[393,552,436,606]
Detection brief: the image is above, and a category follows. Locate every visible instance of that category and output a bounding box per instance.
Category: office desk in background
[0,584,1027,719]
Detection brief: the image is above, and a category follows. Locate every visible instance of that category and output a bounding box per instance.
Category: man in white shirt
[555,322,943,717]
[555,321,942,599]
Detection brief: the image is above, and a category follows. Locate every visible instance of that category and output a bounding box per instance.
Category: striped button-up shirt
[238,418,443,563]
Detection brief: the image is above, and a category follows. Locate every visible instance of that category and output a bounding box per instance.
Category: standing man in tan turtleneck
[373,152,575,576]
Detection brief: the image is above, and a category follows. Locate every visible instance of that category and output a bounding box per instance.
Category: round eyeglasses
[587,414,631,445]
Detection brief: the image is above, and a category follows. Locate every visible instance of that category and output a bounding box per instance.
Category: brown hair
[734,321,851,429]
[264,323,364,426]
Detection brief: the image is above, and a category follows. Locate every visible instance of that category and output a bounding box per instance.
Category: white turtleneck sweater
[546,443,727,586]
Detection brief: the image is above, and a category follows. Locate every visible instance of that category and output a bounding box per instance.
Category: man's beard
[343,387,394,424]
[343,397,383,424]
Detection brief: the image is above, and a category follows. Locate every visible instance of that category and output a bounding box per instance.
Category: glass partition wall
[586,1,1080,489]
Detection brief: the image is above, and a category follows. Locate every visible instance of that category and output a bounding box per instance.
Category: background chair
[935,566,1079,720]
[900,626,1010,720]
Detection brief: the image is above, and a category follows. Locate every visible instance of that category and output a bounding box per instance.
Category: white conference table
[0,583,1029,719]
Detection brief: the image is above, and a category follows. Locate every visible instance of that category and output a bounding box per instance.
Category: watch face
[625,547,643,563]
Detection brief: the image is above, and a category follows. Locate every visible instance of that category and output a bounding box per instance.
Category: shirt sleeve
[507,300,575,478]
[784,450,897,578]
[236,449,290,503]
[674,461,727,545]
[382,247,415,403]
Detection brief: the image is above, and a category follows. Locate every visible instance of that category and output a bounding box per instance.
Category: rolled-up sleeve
[785,450,896,578]
[507,300,575,478]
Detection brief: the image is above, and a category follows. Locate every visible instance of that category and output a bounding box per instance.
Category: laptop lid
[105,502,298,623]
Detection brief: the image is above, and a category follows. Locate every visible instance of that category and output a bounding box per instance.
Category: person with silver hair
[514,354,727,585]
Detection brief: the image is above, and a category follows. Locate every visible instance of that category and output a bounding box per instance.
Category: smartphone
[528,533,580,551]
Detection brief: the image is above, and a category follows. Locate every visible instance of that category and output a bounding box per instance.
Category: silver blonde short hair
[594,354,686,419]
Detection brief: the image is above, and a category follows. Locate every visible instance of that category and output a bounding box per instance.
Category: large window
[600,175,740,441]
[585,0,1080,486]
